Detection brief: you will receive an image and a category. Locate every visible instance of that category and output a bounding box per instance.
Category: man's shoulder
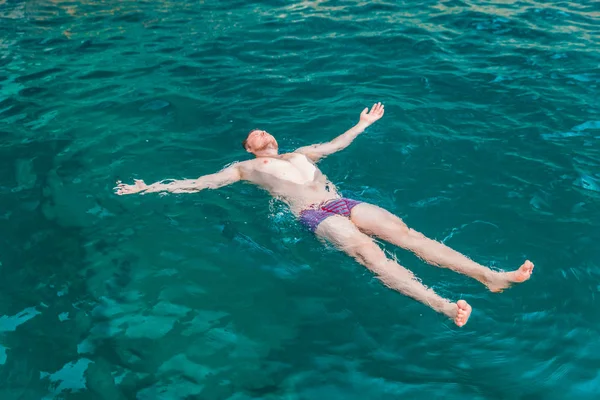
[233,158,263,172]
[283,151,310,159]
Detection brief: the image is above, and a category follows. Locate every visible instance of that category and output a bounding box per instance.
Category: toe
[524,261,534,274]
[454,300,472,327]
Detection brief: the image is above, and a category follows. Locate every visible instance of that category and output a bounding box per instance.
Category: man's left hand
[359,102,385,126]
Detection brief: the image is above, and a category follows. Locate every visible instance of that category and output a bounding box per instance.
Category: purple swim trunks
[299,198,362,232]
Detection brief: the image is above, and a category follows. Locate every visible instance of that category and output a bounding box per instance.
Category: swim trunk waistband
[299,198,362,232]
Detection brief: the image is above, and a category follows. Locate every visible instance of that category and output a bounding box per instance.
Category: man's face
[245,129,278,154]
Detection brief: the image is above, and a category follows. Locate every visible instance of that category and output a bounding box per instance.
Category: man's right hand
[115,179,147,195]
[359,102,385,126]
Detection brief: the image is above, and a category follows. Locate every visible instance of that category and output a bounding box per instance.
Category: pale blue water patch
[0,345,7,365]
[0,307,41,333]
[40,358,93,399]
[573,121,600,132]
[181,310,229,336]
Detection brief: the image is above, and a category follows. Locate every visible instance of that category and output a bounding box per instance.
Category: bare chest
[247,154,319,185]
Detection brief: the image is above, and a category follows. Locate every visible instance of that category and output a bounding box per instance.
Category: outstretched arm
[115,164,242,195]
[295,102,384,162]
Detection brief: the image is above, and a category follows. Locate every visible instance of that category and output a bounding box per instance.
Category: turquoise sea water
[1,0,599,398]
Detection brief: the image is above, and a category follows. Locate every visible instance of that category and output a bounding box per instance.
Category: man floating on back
[116,102,534,326]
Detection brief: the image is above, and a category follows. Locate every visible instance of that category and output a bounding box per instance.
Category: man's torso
[238,152,339,213]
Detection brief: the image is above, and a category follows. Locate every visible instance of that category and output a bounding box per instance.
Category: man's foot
[486,260,534,292]
[453,300,472,327]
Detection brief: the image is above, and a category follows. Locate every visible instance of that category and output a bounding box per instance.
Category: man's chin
[258,143,277,152]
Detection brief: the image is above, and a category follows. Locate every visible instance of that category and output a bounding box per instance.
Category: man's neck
[255,150,278,158]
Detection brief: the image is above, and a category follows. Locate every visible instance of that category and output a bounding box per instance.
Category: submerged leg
[350,203,534,292]
[315,215,471,326]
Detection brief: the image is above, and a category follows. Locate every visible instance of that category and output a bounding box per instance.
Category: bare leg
[350,203,534,292]
[315,215,471,326]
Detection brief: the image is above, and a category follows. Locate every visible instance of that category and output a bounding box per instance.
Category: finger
[361,107,368,115]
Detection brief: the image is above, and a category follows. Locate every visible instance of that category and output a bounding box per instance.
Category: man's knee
[346,237,385,266]
[341,233,371,253]
[406,228,426,241]
[395,228,427,250]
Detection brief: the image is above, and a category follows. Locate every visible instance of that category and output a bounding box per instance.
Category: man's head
[242,129,278,157]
